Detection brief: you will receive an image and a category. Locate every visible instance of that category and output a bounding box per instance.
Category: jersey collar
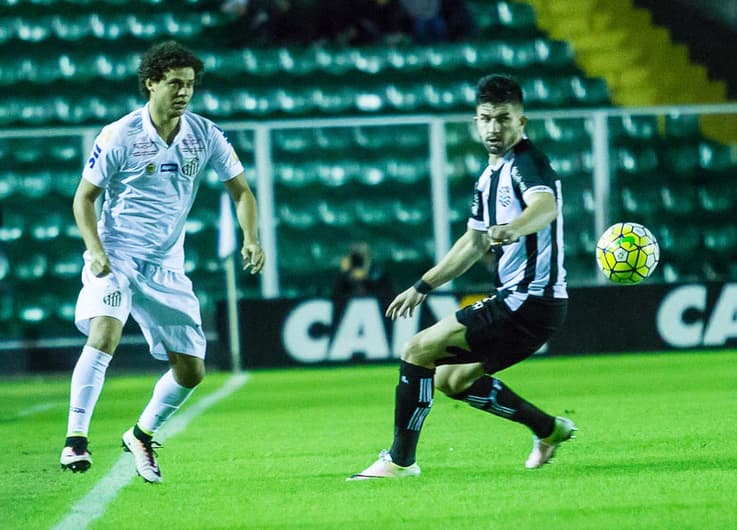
[141,102,190,147]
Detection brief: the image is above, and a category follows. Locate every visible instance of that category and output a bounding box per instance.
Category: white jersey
[82,103,244,270]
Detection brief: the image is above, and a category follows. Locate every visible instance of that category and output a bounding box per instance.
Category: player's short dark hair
[137,41,204,98]
[475,74,524,107]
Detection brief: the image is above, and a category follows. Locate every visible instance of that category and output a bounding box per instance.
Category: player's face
[146,67,196,118]
[474,102,526,157]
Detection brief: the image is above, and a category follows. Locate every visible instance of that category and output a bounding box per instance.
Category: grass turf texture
[2,350,736,530]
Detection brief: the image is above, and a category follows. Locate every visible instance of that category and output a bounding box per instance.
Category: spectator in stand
[332,242,393,299]
[398,0,448,43]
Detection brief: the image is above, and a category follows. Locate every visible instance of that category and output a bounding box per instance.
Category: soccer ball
[595,222,660,284]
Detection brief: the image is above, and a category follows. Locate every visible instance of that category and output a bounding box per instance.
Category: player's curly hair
[137,41,204,98]
[476,74,524,106]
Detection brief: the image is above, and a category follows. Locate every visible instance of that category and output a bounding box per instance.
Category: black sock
[389,361,435,467]
[65,436,88,452]
[451,376,554,439]
[133,424,152,442]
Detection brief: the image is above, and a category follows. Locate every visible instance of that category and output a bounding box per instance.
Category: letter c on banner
[656,285,706,348]
[283,299,332,363]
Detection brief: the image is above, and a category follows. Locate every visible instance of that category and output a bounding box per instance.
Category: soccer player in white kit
[59,41,265,483]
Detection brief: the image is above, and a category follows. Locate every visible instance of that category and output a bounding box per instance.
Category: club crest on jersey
[145,163,156,174]
[499,185,512,207]
[182,157,200,176]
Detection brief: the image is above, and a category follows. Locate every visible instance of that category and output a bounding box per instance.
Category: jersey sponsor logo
[181,135,205,153]
[511,165,529,193]
[471,189,482,218]
[161,163,179,173]
[182,157,200,176]
[87,144,102,169]
[132,139,158,157]
[103,290,121,307]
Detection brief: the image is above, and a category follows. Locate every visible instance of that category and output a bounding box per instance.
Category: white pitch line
[3,401,63,421]
[52,373,250,530]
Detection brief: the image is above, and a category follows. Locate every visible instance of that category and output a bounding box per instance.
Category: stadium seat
[660,185,699,219]
[615,145,659,176]
[610,115,659,141]
[698,140,736,173]
[660,144,700,180]
[703,225,737,255]
[619,185,663,224]
[697,178,737,215]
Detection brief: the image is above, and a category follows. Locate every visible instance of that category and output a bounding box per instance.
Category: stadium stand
[0,0,734,343]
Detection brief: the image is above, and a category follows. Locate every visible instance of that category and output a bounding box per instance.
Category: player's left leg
[436,364,557,438]
[349,313,468,479]
[437,365,575,468]
[122,352,204,483]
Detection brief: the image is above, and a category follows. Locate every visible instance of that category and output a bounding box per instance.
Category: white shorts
[75,251,206,360]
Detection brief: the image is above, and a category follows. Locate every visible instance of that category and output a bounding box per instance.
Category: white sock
[66,346,112,438]
[137,370,195,435]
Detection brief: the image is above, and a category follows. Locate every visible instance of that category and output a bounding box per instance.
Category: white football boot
[60,438,92,473]
[348,450,421,480]
[525,416,577,469]
[121,427,163,483]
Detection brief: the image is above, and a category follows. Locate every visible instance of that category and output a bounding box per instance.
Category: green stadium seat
[697,178,737,214]
[619,184,663,224]
[615,145,659,176]
[660,144,700,180]
[703,225,737,255]
[664,113,700,138]
[610,115,659,141]
[316,199,357,227]
[698,141,736,173]
[660,184,699,218]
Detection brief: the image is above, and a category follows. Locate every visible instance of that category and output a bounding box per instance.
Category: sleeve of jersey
[81,125,121,188]
[513,153,555,204]
[209,126,245,182]
[466,183,487,231]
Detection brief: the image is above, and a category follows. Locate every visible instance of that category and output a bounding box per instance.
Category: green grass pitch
[2,350,736,530]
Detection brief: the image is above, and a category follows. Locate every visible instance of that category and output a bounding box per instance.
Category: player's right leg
[349,313,469,479]
[62,259,130,473]
[61,316,123,472]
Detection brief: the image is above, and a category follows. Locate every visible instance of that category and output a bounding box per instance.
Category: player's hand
[385,286,426,320]
[241,242,265,274]
[488,224,521,246]
[89,251,112,277]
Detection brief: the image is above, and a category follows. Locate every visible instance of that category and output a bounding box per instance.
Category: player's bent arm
[419,228,490,291]
[489,191,557,243]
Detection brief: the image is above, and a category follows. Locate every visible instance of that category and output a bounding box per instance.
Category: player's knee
[434,372,454,396]
[86,316,123,354]
[434,372,465,396]
[400,334,433,366]
[169,353,206,388]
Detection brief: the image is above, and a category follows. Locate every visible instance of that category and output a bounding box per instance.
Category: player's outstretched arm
[386,229,490,320]
[225,173,265,274]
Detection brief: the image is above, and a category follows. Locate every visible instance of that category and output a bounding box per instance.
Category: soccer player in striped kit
[59,41,265,483]
[351,74,575,479]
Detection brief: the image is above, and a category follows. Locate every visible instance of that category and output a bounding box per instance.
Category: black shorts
[448,293,568,374]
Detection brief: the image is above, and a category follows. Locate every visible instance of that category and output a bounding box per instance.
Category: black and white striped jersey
[467,137,567,310]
